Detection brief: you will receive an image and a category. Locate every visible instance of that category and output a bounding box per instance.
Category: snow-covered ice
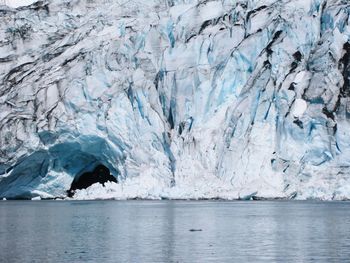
[2,0,37,8]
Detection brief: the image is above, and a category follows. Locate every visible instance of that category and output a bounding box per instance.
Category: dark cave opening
[67,164,118,197]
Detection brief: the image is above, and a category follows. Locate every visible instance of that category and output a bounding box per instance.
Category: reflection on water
[0,201,350,262]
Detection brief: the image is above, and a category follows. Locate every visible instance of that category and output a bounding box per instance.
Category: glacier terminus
[0,0,350,200]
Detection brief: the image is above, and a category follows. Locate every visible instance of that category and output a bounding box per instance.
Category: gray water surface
[0,200,349,262]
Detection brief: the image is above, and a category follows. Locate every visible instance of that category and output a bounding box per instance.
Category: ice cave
[67,164,118,197]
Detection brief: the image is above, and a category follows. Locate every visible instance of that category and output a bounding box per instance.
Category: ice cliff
[1,0,350,200]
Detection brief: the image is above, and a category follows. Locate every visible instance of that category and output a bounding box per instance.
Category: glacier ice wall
[0,0,350,199]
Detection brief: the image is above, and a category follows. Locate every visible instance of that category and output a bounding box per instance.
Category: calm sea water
[0,200,349,262]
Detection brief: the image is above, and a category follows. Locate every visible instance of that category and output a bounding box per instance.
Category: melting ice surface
[0,0,350,199]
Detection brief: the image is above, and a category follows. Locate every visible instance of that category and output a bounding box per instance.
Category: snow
[292,99,308,118]
[3,0,36,8]
[199,1,223,21]
[0,0,350,200]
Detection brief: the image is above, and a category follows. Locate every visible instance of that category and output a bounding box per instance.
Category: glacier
[0,0,350,200]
